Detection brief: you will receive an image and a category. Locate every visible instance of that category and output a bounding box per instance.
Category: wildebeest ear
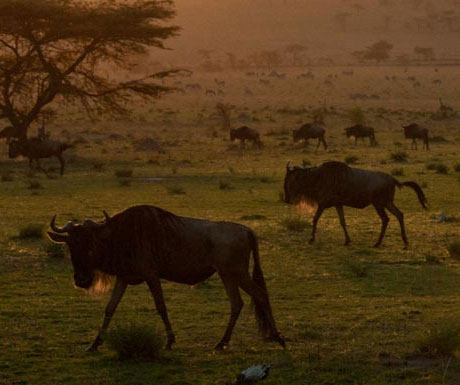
[47,232,68,243]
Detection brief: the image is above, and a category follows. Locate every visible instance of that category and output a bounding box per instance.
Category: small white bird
[236,364,270,383]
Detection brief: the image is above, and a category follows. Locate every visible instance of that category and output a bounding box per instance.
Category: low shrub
[418,322,460,357]
[447,239,460,260]
[105,323,163,361]
[114,169,133,178]
[391,167,404,176]
[45,242,66,258]
[165,185,186,195]
[390,151,408,163]
[344,155,358,165]
[28,181,43,190]
[280,215,310,232]
[18,224,43,239]
[219,181,234,190]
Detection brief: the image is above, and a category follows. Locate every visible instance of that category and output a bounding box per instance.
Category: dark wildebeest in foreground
[403,123,429,150]
[47,205,285,351]
[284,161,427,249]
[344,124,376,146]
[9,138,71,175]
[230,126,262,148]
[292,123,327,151]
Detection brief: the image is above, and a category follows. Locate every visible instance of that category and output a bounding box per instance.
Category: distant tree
[216,103,234,131]
[0,0,180,140]
[351,3,365,14]
[259,50,283,70]
[414,47,435,61]
[333,12,352,32]
[284,44,307,66]
[225,52,238,70]
[362,40,393,63]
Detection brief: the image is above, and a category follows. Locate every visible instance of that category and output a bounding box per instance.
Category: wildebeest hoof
[214,341,229,351]
[344,241,351,246]
[373,243,381,248]
[308,238,315,245]
[85,344,99,353]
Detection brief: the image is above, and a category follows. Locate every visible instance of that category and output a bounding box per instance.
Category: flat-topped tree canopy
[0,0,180,139]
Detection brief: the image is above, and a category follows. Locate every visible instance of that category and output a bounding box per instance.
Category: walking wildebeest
[283,161,427,248]
[344,124,376,146]
[47,205,285,351]
[230,126,262,148]
[292,123,327,151]
[9,138,71,175]
[403,123,429,150]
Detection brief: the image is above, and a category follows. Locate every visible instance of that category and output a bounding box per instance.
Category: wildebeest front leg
[385,202,408,249]
[87,278,127,352]
[335,205,351,245]
[373,206,389,247]
[215,273,243,350]
[57,153,65,175]
[146,278,175,350]
[309,206,325,244]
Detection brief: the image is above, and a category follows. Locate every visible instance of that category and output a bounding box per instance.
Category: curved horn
[50,215,74,233]
[286,161,291,169]
[102,210,110,221]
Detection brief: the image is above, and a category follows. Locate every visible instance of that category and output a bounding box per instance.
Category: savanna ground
[1,65,460,385]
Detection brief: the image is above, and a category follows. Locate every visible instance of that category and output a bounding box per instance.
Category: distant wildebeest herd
[229,122,430,152]
[0,120,430,176]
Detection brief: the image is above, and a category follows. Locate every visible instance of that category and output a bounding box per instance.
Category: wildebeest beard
[83,270,113,296]
[295,197,318,213]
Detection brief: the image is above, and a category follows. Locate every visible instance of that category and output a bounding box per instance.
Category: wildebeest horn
[50,215,74,233]
[103,210,110,221]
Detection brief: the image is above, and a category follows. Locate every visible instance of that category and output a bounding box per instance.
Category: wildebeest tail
[396,180,428,209]
[249,231,274,339]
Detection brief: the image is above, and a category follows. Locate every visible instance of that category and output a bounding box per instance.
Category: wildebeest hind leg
[335,205,351,245]
[373,206,389,247]
[215,273,243,350]
[385,202,408,249]
[147,278,176,350]
[87,278,127,352]
[309,207,324,244]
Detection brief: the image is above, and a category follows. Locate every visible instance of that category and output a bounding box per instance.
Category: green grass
[2,66,460,385]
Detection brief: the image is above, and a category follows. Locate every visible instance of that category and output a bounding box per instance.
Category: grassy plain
[1,65,460,384]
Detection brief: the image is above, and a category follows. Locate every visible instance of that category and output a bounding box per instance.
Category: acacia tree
[0,0,180,140]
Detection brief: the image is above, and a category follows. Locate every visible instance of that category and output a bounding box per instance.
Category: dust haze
[160,0,460,66]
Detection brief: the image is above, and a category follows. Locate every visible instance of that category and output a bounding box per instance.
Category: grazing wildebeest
[283,161,427,249]
[292,123,327,151]
[0,126,19,143]
[230,126,262,148]
[9,138,71,175]
[47,205,285,351]
[403,123,429,150]
[344,124,376,146]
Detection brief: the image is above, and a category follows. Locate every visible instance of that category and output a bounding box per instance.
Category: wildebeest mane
[93,205,185,278]
[289,162,350,203]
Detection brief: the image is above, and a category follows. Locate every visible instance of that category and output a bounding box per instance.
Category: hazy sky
[156,0,459,65]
